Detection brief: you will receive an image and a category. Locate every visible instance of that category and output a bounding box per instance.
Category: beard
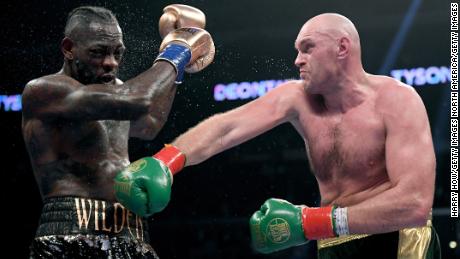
[301,73,316,93]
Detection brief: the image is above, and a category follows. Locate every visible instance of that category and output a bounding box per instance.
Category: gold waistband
[317,233,370,249]
[37,196,146,241]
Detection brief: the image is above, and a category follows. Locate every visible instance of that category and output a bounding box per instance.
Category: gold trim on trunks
[317,218,433,256]
[397,220,432,259]
[317,234,370,249]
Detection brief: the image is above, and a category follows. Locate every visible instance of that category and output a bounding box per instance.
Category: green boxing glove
[114,145,185,217]
[250,198,349,254]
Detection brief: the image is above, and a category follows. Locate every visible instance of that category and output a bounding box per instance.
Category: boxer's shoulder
[268,80,306,100]
[270,80,313,118]
[24,73,78,97]
[371,74,416,97]
[276,79,304,89]
[22,74,79,118]
[372,74,423,118]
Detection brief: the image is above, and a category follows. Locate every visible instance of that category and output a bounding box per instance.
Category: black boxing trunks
[317,220,441,259]
[30,196,159,258]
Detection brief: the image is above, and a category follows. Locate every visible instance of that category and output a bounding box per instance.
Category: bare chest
[57,120,130,160]
[299,106,386,180]
[23,119,131,198]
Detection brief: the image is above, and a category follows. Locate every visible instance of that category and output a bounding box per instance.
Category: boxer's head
[61,6,125,85]
[294,13,362,94]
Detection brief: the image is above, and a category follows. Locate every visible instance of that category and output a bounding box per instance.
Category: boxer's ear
[61,37,74,60]
[337,37,351,59]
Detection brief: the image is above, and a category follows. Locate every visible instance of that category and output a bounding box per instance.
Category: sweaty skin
[171,13,435,235]
[22,21,178,201]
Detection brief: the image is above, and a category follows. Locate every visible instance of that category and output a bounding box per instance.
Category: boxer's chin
[301,77,311,91]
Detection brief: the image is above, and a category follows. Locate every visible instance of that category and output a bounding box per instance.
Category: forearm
[347,184,433,234]
[172,113,232,166]
[61,62,177,121]
[135,95,175,139]
[124,61,177,106]
[171,94,293,166]
[128,68,177,139]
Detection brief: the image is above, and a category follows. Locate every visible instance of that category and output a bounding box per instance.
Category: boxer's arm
[172,82,303,166]
[347,84,435,234]
[128,81,177,140]
[130,27,215,140]
[22,61,176,122]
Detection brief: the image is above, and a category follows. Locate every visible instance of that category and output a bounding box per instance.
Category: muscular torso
[22,64,177,201]
[290,79,392,207]
[23,117,130,201]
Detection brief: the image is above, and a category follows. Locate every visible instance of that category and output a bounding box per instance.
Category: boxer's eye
[114,49,124,60]
[90,49,105,58]
[302,44,314,54]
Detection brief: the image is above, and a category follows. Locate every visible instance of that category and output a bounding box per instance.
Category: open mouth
[100,74,115,83]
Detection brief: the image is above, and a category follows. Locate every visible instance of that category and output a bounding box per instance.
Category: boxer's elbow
[394,174,434,227]
[142,119,165,141]
[414,201,432,226]
[130,115,163,140]
[138,96,153,112]
[407,193,433,227]
[123,96,152,119]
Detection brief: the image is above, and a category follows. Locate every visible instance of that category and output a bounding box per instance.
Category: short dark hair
[64,6,119,38]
